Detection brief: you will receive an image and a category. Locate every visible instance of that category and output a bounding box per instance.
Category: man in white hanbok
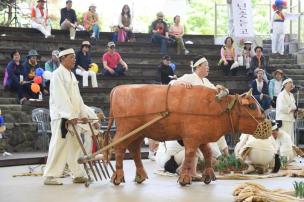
[169,56,230,165]
[43,48,99,185]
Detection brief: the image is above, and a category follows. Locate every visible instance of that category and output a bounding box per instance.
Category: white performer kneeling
[234,121,278,174]
[155,140,226,180]
[43,48,99,185]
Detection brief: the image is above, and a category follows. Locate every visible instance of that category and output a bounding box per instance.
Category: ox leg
[111,143,126,186]
[178,140,198,186]
[127,137,148,184]
[199,144,216,184]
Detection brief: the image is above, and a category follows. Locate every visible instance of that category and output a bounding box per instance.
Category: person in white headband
[43,48,99,185]
[166,56,230,177]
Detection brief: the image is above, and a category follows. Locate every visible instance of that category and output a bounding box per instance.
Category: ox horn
[246,88,253,97]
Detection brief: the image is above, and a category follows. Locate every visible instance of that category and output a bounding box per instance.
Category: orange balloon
[33,76,43,84]
[31,83,40,93]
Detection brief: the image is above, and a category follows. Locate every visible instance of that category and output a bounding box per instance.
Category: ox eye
[249,104,257,110]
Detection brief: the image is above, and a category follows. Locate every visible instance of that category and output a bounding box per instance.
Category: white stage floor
[0,160,300,202]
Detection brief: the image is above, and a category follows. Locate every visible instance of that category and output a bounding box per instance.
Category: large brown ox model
[106,84,269,186]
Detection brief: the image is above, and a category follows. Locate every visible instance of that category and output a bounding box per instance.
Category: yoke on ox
[79,84,271,186]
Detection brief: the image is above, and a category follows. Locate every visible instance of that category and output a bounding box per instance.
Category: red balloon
[31,83,40,93]
[33,76,43,84]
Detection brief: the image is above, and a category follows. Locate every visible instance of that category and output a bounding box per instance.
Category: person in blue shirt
[75,41,98,88]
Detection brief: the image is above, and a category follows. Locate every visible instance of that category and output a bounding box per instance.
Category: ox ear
[246,88,253,97]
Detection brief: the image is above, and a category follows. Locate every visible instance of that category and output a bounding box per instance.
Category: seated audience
[44,50,60,89]
[3,50,27,104]
[268,69,285,107]
[220,36,237,76]
[251,68,272,110]
[102,41,128,76]
[31,0,53,38]
[60,0,77,40]
[156,55,176,84]
[242,41,254,69]
[22,49,44,99]
[113,4,134,42]
[150,12,169,55]
[169,15,189,55]
[84,4,100,40]
[248,46,268,82]
[276,78,297,144]
[75,41,98,88]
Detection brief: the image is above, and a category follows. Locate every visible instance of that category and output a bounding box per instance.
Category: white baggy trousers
[76,69,98,88]
[43,119,86,178]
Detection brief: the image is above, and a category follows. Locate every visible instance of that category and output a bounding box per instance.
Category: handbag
[117,29,127,42]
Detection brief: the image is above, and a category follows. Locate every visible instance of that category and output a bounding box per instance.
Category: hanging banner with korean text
[232,0,254,38]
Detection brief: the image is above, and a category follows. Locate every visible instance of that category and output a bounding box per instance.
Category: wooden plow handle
[78,112,169,164]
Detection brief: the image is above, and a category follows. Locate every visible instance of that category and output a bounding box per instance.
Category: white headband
[190,57,207,72]
[59,48,75,58]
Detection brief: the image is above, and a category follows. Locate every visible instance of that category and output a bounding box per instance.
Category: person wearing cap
[60,0,78,40]
[250,68,272,110]
[21,49,45,99]
[248,46,268,81]
[31,0,54,38]
[43,48,99,185]
[75,41,98,88]
[169,56,230,163]
[234,132,277,174]
[169,15,189,55]
[150,11,169,55]
[276,78,297,143]
[4,50,28,104]
[268,69,285,107]
[83,4,100,39]
[102,41,128,76]
[156,55,176,84]
[44,50,60,90]
[242,41,254,69]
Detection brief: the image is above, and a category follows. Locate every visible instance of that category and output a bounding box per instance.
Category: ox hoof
[202,174,216,185]
[134,175,146,184]
[178,175,191,186]
[111,172,125,186]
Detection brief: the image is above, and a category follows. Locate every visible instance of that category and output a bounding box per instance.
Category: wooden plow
[66,119,115,187]
[75,112,169,187]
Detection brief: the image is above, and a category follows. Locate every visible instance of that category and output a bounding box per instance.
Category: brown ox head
[231,89,271,139]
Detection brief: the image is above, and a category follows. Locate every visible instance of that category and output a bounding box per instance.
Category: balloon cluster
[31,68,44,93]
